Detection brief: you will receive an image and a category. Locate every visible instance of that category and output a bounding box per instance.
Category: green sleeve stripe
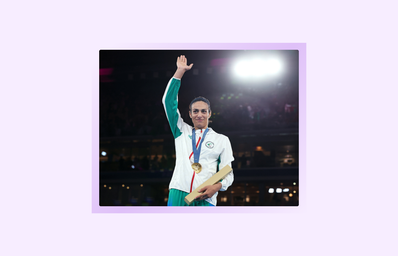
[217,156,223,182]
[164,78,182,139]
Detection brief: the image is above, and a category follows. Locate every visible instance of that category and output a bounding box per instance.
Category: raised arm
[162,56,193,139]
[173,55,193,79]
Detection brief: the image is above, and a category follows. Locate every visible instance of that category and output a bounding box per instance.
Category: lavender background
[2,1,397,255]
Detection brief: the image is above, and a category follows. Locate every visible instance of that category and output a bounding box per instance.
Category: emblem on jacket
[188,135,192,139]
[205,141,214,149]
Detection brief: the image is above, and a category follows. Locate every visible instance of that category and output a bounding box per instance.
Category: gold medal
[191,163,202,174]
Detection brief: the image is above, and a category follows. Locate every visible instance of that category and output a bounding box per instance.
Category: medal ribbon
[192,128,209,164]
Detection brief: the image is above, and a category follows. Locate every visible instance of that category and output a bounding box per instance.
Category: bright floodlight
[264,59,282,75]
[276,188,282,193]
[233,58,282,78]
[283,188,289,192]
[101,151,107,156]
[234,60,251,77]
[251,59,268,77]
[268,188,275,193]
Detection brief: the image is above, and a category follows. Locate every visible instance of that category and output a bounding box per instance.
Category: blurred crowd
[100,82,298,137]
[100,149,297,172]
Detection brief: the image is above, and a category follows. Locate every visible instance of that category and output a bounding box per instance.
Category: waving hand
[173,55,193,79]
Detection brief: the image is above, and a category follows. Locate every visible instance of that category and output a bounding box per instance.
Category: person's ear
[189,111,192,118]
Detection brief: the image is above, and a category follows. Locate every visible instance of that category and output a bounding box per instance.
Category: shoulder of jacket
[210,129,229,140]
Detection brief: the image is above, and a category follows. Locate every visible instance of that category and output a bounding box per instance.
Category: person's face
[189,101,211,130]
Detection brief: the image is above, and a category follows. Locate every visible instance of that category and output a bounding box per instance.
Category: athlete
[162,55,234,206]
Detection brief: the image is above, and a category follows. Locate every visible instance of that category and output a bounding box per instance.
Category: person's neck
[194,126,208,130]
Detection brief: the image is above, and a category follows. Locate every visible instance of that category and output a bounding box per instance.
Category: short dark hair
[189,96,211,112]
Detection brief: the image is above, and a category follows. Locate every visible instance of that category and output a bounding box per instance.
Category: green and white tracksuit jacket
[162,77,234,206]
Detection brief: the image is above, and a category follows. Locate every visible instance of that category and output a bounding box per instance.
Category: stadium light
[276,188,282,193]
[234,60,251,77]
[233,58,283,79]
[264,59,282,75]
[268,188,274,193]
[101,151,107,156]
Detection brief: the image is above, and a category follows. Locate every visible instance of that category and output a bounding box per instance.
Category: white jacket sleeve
[218,136,234,191]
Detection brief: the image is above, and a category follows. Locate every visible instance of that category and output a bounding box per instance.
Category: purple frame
[93,43,306,213]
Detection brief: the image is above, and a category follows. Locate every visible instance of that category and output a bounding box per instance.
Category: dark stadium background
[99,50,299,206]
